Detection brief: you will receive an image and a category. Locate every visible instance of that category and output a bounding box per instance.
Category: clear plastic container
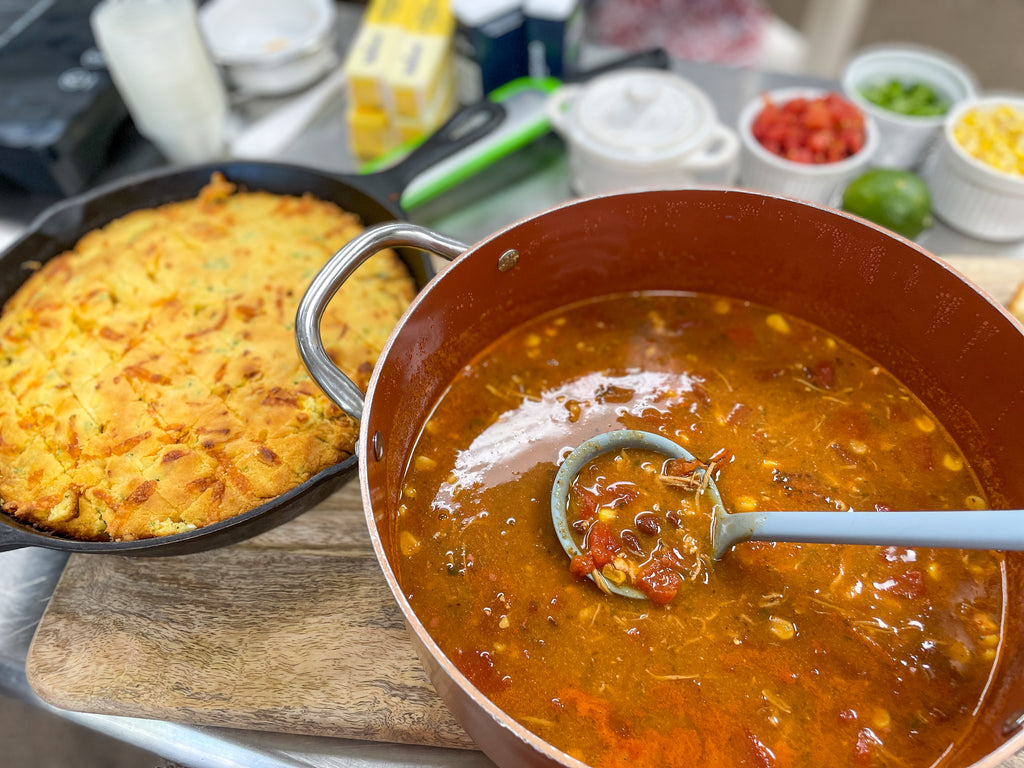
[91,0,228,164]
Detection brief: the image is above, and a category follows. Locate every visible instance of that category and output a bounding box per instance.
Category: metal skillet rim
[353,187,1024,768]
[0,456,358,555]
[9,159,407,250]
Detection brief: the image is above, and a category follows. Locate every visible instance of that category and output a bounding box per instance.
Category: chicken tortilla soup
[397,291,1003,768]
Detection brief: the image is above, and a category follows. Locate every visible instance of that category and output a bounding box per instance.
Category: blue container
[524,0,583,79]
[452,0,529,102]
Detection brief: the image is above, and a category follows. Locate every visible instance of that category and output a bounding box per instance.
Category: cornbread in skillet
[0,173,415,541]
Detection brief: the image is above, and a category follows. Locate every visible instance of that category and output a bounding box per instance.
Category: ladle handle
[717,508,1024,559]
[295,221,468,420]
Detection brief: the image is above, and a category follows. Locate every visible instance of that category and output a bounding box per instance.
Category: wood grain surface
[23,256,1024,757]
[26,479,475,749]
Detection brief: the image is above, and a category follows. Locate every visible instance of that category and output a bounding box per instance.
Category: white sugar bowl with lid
[547,68,740,196]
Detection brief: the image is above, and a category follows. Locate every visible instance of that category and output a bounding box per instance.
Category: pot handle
[296,222,469,421]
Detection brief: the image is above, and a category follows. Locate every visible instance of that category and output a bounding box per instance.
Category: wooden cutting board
[26,479,475,749]
[24,256,1024,751]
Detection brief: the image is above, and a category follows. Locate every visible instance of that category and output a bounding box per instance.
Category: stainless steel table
[1,48,1022,768]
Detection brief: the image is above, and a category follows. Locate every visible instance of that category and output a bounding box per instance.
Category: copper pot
[296,189,1024,767]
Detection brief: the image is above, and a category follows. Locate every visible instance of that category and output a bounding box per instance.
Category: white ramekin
[841,44,977,170]
[921,95,1024,242]
[737,87,878,207]
[200,0,338,96]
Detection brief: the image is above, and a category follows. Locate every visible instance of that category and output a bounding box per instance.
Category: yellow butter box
[346,104,397,160]
[388,0,455,118]
[343,0,407,110]
[395,65,456,144]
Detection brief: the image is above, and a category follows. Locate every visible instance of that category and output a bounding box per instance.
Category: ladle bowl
[551,429,726,599]
[551,429,1024,599]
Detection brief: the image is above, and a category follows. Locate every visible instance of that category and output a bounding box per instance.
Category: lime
[842,169,933,239]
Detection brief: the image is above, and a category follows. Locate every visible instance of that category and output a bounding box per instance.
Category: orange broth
[397,292,1003,768]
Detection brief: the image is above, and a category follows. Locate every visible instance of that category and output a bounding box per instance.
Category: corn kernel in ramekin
[953,103,1024,176]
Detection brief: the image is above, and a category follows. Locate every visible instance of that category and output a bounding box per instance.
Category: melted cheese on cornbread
[0,174,415,540]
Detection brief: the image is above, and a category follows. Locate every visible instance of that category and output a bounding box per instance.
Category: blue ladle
[551,429,1024,600]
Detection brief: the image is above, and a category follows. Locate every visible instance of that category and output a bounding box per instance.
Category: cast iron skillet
[0,100,505,556]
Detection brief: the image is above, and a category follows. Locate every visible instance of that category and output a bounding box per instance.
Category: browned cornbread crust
[0,173,415,541]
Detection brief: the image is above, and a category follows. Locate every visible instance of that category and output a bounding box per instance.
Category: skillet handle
[296,222,468,420]
[357,100,508,203]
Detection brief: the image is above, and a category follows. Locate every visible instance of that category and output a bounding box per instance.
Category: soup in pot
[397,291,1003,768]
